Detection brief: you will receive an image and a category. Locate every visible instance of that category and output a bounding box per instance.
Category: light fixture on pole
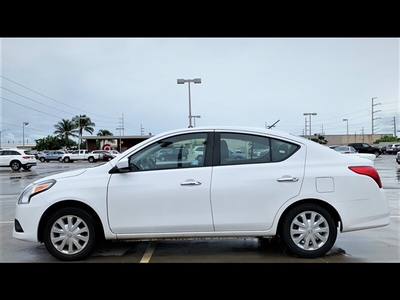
[22,122,29,148]
[192,115,201,127]
[343,118,349,143]
[303,113,317,139]
[0,128,10,148]
[177,78,201,128]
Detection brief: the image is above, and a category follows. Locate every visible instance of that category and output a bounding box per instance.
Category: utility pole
[372,97,381,134]
[119,113,124,136]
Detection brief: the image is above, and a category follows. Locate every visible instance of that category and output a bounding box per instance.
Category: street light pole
[177,78,201,128]
[303,113,317,139]
[192,115,201,127]
[0,129,10,148]
[343,118,349,143]
[22,122,29,148]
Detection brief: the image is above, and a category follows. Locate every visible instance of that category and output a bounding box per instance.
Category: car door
[0,150,9,166]
[107,132,214,234]
[210,132,306,231]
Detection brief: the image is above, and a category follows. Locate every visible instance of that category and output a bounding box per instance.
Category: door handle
[277,176,299,182]
[180,179,202,186]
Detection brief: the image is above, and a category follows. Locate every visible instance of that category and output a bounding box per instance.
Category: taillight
[22,156,31,159]
[348,166,382,188]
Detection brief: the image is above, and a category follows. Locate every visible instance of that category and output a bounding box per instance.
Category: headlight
[18,179,56,204]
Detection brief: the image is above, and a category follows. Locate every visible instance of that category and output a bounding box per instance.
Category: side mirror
[108,157,131,174]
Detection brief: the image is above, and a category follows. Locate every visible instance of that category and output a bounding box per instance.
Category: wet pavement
[1,155,399,263]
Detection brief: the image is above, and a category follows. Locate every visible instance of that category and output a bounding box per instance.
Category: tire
[64,157,70,163]
[58,157,63,162]
[40,157,46,162]
[88,157,94,163]
[10,160,22,171]
[43,207,97,261]
[281,203,337,258]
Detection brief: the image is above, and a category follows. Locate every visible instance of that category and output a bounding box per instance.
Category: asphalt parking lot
[1,155,399,263]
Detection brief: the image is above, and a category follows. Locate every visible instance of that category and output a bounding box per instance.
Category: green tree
[54,119,78,148]
[73,114,95,137]
[34,135,74,151]
[374,135,400,144]
[311,134,328,145]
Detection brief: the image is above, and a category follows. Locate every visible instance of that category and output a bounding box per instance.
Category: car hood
[33,168,88,184]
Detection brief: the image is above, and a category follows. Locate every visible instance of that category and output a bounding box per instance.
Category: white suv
[0,148,37,171]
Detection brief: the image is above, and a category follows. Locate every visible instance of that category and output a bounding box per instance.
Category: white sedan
[332,145,376,161]
[13,126,390,261]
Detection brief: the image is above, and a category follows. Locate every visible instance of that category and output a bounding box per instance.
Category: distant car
[347,142,381,157]
[38,150,66,162]
[332,145,376,161]
[0,148,37,171]
[193,145,205,160]
[91,150,115,161]
[228,149,247,160]
[380,146,388,154]
[386,143,400,155]
[157,147,189,161]
[13,126,390,261]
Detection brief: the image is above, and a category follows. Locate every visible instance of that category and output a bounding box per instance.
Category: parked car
[193,145,205,160]
[386,143,400,155]
[396,151,400,164]
[13,126,390,261]
[157,147,189,161]
[61,149,103,163]
[347,142,381,157]
[380,146,388,154]
[0,148,37,171]
[332,145,376,161]
[38,150,66,162]
[228,149,247,160]
[91,150,115,161]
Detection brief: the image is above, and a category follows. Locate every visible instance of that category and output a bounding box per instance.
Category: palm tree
[54,119,78,148]
[72,114,95,137]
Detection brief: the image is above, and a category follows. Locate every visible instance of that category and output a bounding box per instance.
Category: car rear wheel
[40,157,46,162]
[43,207,97,261]
[10,160,22,171]
[58,157,63,162]
[281,203,337,258]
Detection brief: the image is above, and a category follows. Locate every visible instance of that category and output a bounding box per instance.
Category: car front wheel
[281,203,337,258]
[43,207,97,261]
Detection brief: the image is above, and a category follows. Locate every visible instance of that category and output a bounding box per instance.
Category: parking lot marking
[140,241,157,263]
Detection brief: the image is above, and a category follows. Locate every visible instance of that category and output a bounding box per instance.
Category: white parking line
[140,241,157,263]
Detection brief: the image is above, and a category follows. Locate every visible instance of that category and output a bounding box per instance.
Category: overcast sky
[1,38,399,145]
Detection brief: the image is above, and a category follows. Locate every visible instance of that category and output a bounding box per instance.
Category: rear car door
[210,132,306,231]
